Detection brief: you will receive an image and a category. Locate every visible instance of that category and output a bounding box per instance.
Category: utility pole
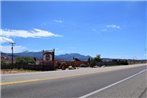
[52,49,55,61]
[10,42,15,65]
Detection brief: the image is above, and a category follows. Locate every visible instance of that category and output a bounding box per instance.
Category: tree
[1,60,6,66]
[90,55,102,67]
[94,55,102,62]
[16,57,35,65]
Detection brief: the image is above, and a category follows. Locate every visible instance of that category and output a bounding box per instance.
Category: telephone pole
[10,42,15,65]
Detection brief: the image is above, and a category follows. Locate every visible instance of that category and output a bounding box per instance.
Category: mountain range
[1,51,91,61]
[2,51,142,61]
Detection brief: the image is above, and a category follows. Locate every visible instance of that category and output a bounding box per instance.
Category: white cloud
[0,45,27,53]
[54,19,63,23]
[92,28,97,32]
[101,29,108,32]
[101,24,120,32]
[106,24,120,29]
[0,37,14,43]
[0,28,63,38]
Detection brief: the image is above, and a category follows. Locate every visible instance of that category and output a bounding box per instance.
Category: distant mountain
[2,52,146,61]
[1,52,91,61]
[1,52,12,58]
[14,51,43,59]
[56,53,91,61]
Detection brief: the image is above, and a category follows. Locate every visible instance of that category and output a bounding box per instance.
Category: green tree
[90,55,102,67]
[94,55,102,62]
[1,60,6,65]
[16,57,35,65]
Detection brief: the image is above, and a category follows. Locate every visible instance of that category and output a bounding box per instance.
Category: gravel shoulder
[0,69,39,74]
[1,63,146,75]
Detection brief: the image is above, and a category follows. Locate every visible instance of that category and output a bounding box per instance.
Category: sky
[1,1,147,59]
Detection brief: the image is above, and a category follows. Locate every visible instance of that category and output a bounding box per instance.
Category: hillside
[1,52,91,61]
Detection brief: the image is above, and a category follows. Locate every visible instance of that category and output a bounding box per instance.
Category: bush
[112,59,128,65]
[90,55,102,67]
[80,64,88,67]
[16,57,35,65]
[1,60,6,66]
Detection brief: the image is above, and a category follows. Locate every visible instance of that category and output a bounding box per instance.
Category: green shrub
[16,57,35,65]
[90,55,102,67]
[1,60,6,66]
[112,59,128,65]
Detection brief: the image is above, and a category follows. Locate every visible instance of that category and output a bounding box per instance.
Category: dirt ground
[0,69,39,74]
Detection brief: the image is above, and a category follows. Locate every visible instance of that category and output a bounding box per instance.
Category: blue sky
[1,1,146,59]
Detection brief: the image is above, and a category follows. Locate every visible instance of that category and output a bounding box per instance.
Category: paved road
[1,64,147,98]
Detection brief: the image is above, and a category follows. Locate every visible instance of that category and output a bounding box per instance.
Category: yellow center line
[1,66,140,86]
[1,73,95,86]
[1,78,49,86]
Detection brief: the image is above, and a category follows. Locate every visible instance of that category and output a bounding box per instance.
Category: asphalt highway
[1,64,147,98]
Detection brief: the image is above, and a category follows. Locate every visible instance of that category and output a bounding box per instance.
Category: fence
[1,63,55,71]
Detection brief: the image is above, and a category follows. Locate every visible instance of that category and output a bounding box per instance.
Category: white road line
[79,68,147,98]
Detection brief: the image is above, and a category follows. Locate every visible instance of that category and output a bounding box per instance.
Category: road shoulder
[87,71,147,98]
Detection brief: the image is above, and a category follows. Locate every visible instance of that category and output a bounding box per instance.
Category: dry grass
[0,69,39,74]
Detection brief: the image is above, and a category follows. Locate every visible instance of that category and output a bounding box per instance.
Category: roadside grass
[0,69,40,74]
